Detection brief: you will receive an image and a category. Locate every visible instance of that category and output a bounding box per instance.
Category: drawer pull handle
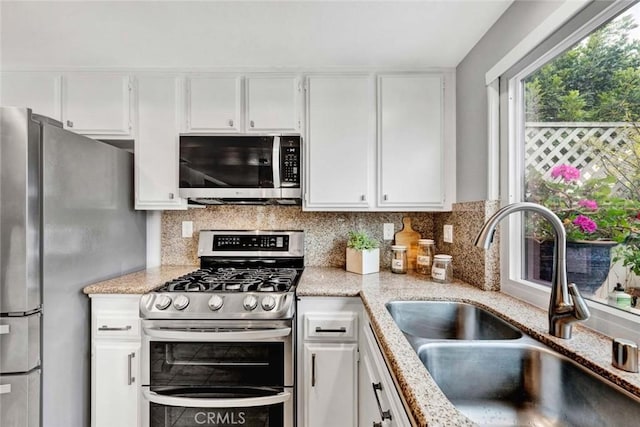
[315,327,347,333]
[128,352,136,385]
[372,382,392,421]
[99,325,132,331]
[311,353,316,387]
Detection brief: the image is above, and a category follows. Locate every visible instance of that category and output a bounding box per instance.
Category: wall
[161,206,435,268]
[160,201,500,290]
[434,201,501,291]
[455,0,564,202]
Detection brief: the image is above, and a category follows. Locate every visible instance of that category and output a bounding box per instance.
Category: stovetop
[156,267,299,293]
[140,230,304,320]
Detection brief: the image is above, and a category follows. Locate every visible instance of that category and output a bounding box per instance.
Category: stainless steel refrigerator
[0,107,146,427]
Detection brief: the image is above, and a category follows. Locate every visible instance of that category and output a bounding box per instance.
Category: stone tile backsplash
[161,201,500,290]
[162,206,435,268]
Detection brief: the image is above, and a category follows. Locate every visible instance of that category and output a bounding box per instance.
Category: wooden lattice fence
[525,122,634,192]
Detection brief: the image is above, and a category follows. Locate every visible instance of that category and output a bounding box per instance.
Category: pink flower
[573,215,597,233]
[578,199,598,210]
[551,164,580,182]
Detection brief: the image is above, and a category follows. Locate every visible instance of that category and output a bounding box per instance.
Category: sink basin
[419,343,640,426]
[385,301,522,342]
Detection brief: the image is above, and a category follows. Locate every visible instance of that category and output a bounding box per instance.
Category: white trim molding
[485,0,590,85]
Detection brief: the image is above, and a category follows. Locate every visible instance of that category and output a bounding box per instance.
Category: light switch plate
[383,223,395,240]
[443,224,453,243]
[182,221,193,238]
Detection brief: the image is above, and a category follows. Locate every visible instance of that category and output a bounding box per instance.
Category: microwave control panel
[281,137,301,187]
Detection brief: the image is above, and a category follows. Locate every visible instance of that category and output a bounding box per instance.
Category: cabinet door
[305,76,373,209]
[62,73,132,135]
[92,341,140,427]
[0,72,61,120]
[303,343,358,427]
[185,76,242,132]
[359,347,384,427]
[378,74,444,207]
[135,76,186,209]
[246,76,300,132]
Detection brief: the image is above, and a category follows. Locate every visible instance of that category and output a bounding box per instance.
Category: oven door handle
[143,389,291,408]
[143,327,291,341]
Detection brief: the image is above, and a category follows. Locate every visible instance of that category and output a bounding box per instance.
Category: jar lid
[391,245,407,250]
[418,239,435,244]
[434,254,452,260]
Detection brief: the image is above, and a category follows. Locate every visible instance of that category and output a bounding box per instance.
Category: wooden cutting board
[394,217,421,270]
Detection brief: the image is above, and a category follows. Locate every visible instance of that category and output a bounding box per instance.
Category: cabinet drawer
[93,315,140,339]
[304,313,357,341]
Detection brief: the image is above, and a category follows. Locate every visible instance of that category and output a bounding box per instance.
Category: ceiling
[0,0,514,70]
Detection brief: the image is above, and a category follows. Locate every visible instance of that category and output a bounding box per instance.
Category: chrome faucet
[474,202,590,339]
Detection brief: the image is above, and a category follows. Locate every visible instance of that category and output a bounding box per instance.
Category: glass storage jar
[416,239,436,275]
[431,254,453,283]
[391,245,408,274]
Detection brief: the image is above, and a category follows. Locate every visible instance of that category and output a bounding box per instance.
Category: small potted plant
[346,231,380,275]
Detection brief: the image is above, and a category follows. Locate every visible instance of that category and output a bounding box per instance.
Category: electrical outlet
[182,221,193,238]
[443,224,453,243]
[383,223,395,240]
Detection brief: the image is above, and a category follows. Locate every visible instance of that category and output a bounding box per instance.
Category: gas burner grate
[157,267,299,293]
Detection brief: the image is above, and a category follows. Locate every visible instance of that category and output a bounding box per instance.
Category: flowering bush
[525,164,640,242]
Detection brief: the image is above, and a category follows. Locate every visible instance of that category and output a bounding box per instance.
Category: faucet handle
[612,338,639,372]
[568,283,590,320]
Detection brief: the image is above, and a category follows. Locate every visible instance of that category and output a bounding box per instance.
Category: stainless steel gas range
[139,230,304,427]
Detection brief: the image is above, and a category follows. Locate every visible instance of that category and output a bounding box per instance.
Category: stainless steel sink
[385,301,522,344]
[419,342,640,426]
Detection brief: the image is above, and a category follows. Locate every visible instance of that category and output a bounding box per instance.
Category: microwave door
[179,136,281,199]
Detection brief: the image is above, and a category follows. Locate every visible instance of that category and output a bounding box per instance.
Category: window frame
[495,0,640,342]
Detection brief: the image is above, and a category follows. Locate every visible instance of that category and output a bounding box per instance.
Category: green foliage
[525,165,640,243]
[525,13,640,122]
[614,233,640,277]
[347,231,379,251]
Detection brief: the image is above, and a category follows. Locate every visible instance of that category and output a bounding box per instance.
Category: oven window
[150,341,285,387]
[149,387,285,427]
[179,136,275,188]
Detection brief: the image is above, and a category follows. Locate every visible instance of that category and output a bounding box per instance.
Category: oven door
[141,319,294,427]
[141,385,293,427]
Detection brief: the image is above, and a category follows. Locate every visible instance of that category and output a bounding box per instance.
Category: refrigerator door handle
[0,325,9,334]
[0,384,11,394]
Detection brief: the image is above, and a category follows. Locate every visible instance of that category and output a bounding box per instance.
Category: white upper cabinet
[304,75,374,209]
[246,76,301,132]
[62,73,133,136]
[0,72,62,120]
[135,75,186,210]
[184,76,242,132]
[378,74,450,209]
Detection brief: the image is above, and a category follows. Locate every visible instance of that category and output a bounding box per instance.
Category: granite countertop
[298,266,640,427]
[82,265,197,294]
[84,265,640,426]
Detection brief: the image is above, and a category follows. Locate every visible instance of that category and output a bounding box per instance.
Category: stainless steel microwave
[179,135,301,203]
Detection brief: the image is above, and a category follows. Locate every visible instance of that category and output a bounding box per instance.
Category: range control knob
[155,295,172,310]
[208,295,224,311]
[261,295,277,311]
[243,295,258,311]
[173,295,190,311]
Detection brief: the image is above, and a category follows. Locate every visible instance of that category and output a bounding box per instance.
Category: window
[501,1,640,340]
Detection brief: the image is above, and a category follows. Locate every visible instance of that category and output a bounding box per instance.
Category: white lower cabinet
[297,297,362,427]
[93,341,140,427]
[303,342,358,427]
[298,297,411,427]
[90,295,141,427]
[359,317,411,427]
